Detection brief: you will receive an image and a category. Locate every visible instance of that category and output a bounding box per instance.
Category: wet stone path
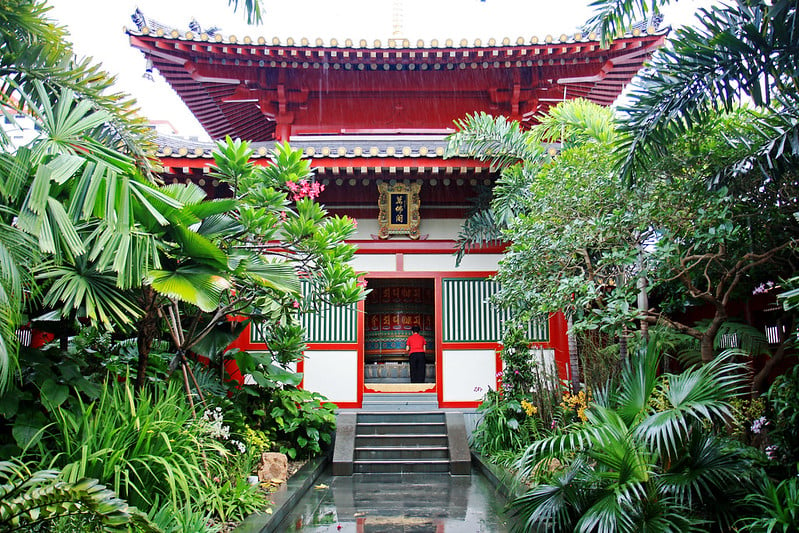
[276,468,514,532]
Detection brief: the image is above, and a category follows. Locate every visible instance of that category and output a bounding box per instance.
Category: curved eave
[130,27,666,141]
[126,25,666,54]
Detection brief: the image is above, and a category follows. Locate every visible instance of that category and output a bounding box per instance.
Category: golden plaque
[377,182,421,239]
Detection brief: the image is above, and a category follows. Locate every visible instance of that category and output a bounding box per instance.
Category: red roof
[128,24,666,142]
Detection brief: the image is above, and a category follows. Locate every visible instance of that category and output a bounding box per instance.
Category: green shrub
[0,459,158,532]
[509,340,755,532]
[147,497,219,533]
[46,379,226,512]
[471,389,544,457]
[738,473,799,532]
[208,478,270,523]
[765,364,799,465]
[249,386,336,459]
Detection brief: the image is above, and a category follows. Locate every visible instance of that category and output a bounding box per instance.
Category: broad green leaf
[147,266,231,312]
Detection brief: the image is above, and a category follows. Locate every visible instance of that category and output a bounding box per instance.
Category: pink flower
[292,301,300,308]
[287,179,325,201]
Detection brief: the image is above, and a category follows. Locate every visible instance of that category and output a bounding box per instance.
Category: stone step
[356,422,446,435]
[355,446,450,461]
[353,459,451,474]
[355,434,449,447]
[358,401,439,412]
[357,411,445,424]
[362,393,437,400]
[333,411,471,476]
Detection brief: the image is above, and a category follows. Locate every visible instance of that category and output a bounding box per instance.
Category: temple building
[127,14,665,408]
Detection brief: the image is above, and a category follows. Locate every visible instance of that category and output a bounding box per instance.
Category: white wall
[302,350,359,403]
[350,254,396,272]
[353,218,464,241]
[441,349,497,403]
[403,253,501,272]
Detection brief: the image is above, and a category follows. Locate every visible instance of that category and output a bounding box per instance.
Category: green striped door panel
[300,300,358,343]
[249,285,358,344]
[299,280,358,343]
[442,278,548,343]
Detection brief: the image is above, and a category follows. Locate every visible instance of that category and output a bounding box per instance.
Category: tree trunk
[701,313,726,363]
[752,315,794,393]
[135,286,160,392]
[567,314,580,393]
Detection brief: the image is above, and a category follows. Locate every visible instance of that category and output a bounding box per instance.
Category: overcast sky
[47,0,714,140]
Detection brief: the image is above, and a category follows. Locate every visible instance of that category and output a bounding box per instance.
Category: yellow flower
[521,399,538,417]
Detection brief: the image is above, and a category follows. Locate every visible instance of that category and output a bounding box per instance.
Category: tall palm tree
[586,0,799,185]
[509,337,752,532]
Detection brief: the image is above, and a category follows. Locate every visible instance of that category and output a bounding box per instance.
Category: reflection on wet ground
[277,468,514,532]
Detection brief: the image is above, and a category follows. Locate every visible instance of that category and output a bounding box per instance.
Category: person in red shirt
[406,325,426,383]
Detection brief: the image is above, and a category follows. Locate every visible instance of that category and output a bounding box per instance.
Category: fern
[0,460,160,532]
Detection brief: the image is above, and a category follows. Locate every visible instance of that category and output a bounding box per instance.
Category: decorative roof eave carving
[126,24,668,67]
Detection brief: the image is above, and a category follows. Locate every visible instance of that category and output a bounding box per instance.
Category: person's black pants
[409,352,426,383]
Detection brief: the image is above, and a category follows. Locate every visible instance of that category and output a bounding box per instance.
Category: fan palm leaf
[235,253,301,295]
[146,266,232,313]
[0,205,38,393]
[660,432,750,510]
[0,0,157,170]
[509,458,589,532]
[37,257,142,330]
[510,339,750,531]
[635,352,744,458]
[612,336,662,425]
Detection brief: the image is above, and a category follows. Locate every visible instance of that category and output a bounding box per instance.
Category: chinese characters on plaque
[377,182,421,239]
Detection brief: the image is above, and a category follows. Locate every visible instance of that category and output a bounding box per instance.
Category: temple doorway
[364,278,436,391]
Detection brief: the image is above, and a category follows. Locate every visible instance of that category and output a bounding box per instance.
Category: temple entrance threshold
[364,279,435,391]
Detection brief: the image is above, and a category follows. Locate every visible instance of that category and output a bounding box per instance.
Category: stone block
[257,452,288,482]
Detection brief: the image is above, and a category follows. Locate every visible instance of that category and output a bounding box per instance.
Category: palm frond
[533,98,618,146]
[446,112,542,170]
[660,432,752,514]
[37,258,142,330]
[576,490,636,533]
[614,337,662,425]
[146,266,232,313]
[585,0,668,45]
[616,1,799,184]
[509,459,589,532]
[635,352,746,457]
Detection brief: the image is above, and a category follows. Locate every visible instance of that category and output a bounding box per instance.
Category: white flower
[750,416,767,434]
[766,444,779,460]
[230,439,246,454]
[201,407,231,440]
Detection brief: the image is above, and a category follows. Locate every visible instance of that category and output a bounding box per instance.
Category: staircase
[354,411,450,473]
[332,394,471,476]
